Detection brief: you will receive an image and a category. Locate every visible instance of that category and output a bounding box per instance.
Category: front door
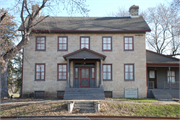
[80,67,90,87]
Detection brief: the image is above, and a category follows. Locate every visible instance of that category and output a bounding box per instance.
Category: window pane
[103,73,106,79]
[36,73,40,79]
[41,74,44,79]
[40,39,44,43]
[41,65,44,71]
[125,44,128,49]
[41,44,45,49]
[59,44,63,49]
[107,73,111,79]
[171,77,175,83]
[86,69,89,78]
[81,38,85,43]
[130,73,133,79]
[129,44,132,49]
[107,44,111,49]
[63,65,66,71]
[92,68,95,78]
[125,65,129,72]
[82,69,85,78]
[107,38,111,43]
[125,73,129,79]
[125,38,129,43]
[103,38,107,43]
[103,44,106,49]
[59,38,62,43]
[37,44,40,49]
[36,65,40,71]
[103,65,106,72]
[63,38,66,43]
[129,38,132,43]
[129,65,133,72]
[85,44,89,49]
[149,70,155,78]
[85,38,89,43]
[59,74,62,79]
[171,71,175,76]
[107,65,111,71]
[75,68,78,78]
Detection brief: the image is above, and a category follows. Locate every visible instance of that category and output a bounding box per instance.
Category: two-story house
[19,5,179,100]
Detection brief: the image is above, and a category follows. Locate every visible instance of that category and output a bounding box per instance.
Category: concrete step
[151,90,173,100]
[74,106,94,109]
[64,87,105,100]
[74,104,94,107]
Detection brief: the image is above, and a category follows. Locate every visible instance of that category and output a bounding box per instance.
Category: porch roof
[63,48,106,60]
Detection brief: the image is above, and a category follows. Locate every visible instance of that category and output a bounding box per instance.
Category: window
[103,64,112,81]
[58,36,68,51]
[58,64,67,80]
[75,67,78,79]
[36,36,46,51]
[149,70,155,78]
[34,91,45,98]
[80,37,90,49]
[102,37,112,51]
[57,91,64,99]
[35,64,45,81]
[104,91,112,98]
[124,64,134,81]
[92,67,95,79]
[167,71,176,84]
[124,36,134,51]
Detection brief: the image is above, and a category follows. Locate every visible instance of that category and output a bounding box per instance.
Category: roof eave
[18,29,151,33]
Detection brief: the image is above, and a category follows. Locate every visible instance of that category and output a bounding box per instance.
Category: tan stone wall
[22,33,147,98]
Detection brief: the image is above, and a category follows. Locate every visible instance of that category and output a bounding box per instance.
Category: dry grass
[1,101,179,117]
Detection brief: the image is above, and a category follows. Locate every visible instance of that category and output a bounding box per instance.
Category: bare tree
[145,4,180,56]
[0,0,89,98]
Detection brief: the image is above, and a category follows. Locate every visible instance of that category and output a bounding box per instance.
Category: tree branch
[29,15,49,29]
[0,12,6,23]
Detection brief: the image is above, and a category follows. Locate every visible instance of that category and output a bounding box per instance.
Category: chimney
[32,4,41,17]
[129,5,139,18]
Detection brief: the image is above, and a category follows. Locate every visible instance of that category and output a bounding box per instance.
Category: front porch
[63,48,106,100]
[147,65,179,99]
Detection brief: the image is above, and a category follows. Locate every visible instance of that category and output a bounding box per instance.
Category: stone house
[19,5,179,100]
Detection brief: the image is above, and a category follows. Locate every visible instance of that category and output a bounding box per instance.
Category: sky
[1,0,170,17]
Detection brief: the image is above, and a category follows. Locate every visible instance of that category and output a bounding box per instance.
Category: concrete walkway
[0,99,179,105]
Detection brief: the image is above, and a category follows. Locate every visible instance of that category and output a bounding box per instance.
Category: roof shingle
[19,16,151,32]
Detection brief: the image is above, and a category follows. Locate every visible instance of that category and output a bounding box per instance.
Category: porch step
[151,90,173,100]
[73,101,96,113]
[64,87,105,100]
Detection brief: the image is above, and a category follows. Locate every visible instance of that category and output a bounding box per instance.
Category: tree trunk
[1,61,9,99]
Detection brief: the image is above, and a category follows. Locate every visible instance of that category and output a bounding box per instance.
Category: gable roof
[146,50,179,64]
[18,16,151,33]
[63,48,106,60]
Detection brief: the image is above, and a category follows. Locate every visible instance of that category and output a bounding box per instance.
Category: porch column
[168,67,171,89]
[66,59,70,88]
[99,59,103,88]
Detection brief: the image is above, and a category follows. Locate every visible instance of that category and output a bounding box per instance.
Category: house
[19,5,179,100]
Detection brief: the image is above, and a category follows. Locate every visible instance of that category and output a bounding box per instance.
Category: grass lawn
[107,98,159,103]
[1,101,179,117]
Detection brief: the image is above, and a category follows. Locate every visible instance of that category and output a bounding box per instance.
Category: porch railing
[164,81,179,89]
[148,81,154,89]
